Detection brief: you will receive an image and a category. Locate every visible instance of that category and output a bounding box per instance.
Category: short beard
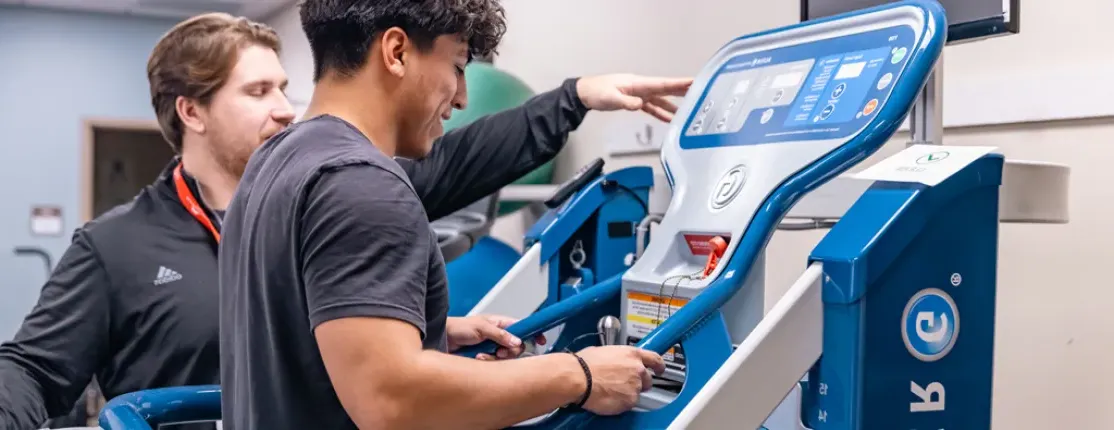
[211,141,251,179]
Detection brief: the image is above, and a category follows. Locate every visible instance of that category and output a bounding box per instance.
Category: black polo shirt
[218,79,588,430]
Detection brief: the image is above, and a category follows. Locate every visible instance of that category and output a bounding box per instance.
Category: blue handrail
[99,385,221,430]
[454,272,625,358]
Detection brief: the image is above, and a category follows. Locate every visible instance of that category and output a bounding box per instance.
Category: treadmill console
[682,25,914,148]
[621,3,938,381]
[636,10,930,286]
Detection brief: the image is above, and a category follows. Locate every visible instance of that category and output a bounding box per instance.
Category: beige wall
[941,121,1114,429]
[267,1,1114,427]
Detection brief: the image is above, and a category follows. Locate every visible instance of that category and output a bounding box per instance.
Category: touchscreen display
[685,59,814,136]
[782,47,891,127]
[681,25,915,149]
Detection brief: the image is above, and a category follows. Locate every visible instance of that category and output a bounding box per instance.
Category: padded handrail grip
[99,385,221,430]
[454,272,625,358]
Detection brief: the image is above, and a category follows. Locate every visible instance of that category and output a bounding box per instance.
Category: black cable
[562,331,605,353]
[601,179,649,214]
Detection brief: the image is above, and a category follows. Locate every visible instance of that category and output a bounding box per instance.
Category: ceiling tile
[28,0,135,14]
[13,0,295,20]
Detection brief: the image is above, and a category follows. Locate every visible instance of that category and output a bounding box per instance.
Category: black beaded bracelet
[569,352,592,408]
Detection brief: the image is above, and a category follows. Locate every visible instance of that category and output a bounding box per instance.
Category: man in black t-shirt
[218,1,693,429]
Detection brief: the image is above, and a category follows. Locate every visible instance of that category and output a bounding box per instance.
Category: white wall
[265,5,313,118]
[267,1,1114,428]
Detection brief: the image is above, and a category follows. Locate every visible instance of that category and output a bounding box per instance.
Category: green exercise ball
[443,62,554,216]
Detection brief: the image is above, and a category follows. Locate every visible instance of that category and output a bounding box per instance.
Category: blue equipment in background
[463,160,652,323]
[447,159,652,318]
[100,1,1004,429]
[438,197,525,318]
[446,236,522,317]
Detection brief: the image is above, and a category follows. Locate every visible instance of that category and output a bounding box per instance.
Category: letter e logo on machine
[709,165,747,211]
[901,288,959,362]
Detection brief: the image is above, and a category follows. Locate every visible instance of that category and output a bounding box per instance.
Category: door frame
[81,118,162,223]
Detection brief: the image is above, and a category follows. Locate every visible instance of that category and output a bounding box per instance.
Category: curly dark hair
[299,0,506,81]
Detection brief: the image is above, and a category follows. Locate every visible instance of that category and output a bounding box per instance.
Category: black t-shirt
[218,77,590,430]
[219,116,448,430]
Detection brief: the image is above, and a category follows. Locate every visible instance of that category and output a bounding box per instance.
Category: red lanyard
[173,163,221,244]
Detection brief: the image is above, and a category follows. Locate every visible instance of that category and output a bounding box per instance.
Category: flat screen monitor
[801,0,1019,43]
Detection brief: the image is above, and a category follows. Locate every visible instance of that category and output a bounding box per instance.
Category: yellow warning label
[625,292,689,339]
[626,291,688,366]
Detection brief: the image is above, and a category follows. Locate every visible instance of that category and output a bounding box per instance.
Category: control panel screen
[681,25,915,149]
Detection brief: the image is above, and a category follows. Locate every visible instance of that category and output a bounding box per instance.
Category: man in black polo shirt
[219,1,691,429]
[0,13,293,430]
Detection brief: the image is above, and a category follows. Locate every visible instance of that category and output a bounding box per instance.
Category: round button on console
[710,165,747,210]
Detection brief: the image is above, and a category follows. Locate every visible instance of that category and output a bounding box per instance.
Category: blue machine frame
[493,166,654,354]
[527,167,653,303]
[99,386,220,429]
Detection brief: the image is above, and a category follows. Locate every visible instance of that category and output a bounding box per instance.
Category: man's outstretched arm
[399,78,588,221]
[401,74,692,221]
[0,233,111,430]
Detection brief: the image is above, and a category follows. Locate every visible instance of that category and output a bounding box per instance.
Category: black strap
[568,352,592,409]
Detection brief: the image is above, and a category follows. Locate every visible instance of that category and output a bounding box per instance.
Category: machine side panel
[858,181,999,430]
[811,155,1005,303]
[807,155,1003,429]
[806,302,866,429]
